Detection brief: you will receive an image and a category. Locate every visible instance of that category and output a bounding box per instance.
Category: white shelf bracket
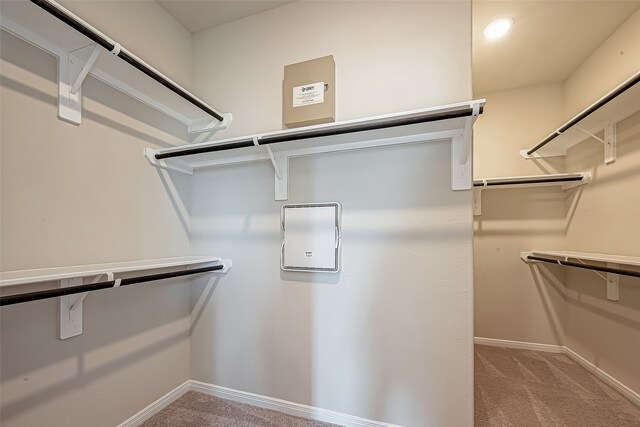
[209,259,233,274]
[562,172,592,190]
[451,103,479,191]
[144,147,193,175]
[575,122,617,165]
[606,263,620,301]
[473,185,484,216]
[252,137,289,200]
[274,154,289,201]
[57,44,102,125]
[604,120,617,165]
[60,272,114,340]
[70,44,101,95]
[58,51,83,125]
[59,277,83,339]
[188,113,233,134]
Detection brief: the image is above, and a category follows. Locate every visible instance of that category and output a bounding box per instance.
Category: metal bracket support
[188,113,233,134]
[575,121,616,165]
[57,44,103,125]
[451,103,479,191]
[473,186,483,216]
[273,154,289,201]
[252,137,289,200]
[209,259,233,274]
[144,147,194,175]
[70,44,101,94]
[606,263,620,301]
[59,272,115,339]
[59,277,84,339]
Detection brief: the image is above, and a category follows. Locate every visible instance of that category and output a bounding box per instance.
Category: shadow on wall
[538,265,640,330]
[0,30,191,148]
[0,277,191,424]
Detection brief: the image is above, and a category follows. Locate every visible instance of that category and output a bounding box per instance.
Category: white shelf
[473,172,590,189]
[522,250,640,301]
[472,172,590,216]
[0,0,229,133]
[0,256,221,288]
[528,251,640,268]
[521,70,640,164]
[146,100,486,198]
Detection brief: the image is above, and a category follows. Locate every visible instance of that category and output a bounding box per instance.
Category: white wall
[0,1,195,425]
[193,0,472,138]
[561,9,640,395]
[189,2,474,426]
[473,6,640,397]
[473,83,568,346]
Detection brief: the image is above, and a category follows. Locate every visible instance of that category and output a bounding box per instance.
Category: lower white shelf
[0,256,223,288]
[0,256,231,340]
[473,172,591,216]
[521,250,640,302]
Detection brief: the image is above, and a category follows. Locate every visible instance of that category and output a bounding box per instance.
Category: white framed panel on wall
[281,202,342,272]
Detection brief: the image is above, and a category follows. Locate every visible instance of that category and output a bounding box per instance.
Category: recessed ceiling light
[484,18,514,40]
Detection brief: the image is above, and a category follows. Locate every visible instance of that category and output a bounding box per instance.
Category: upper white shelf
[146,100,486,198]
[521,70,640,164]
[527,251,640,268]
[0,256,221,288]
[0,0,229,133]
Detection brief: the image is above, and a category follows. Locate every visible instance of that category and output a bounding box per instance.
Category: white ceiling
[473,0,640,94]
[157,0,294,34]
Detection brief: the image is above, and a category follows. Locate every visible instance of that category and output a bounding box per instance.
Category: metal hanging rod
[0,264,223,307]
[473,175,585,187]
[30,0,224,123]
[526,255,640,279]
[155,105,483,160]
[527,71,640,156]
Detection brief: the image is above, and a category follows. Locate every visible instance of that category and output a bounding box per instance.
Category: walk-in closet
[1,1,639,426]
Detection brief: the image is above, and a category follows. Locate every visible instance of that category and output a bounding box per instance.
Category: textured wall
[188,2,474,426]
[473,6,640,398]
[473,83,568,346]
[0,1,195,425]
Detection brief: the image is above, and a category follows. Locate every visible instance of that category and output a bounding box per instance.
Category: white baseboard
[563,347,640,407]
[117,380,191,427]
[474,337,640,407]
[473,337,564,353]
[190,380,401,427]
[117,379,400,427]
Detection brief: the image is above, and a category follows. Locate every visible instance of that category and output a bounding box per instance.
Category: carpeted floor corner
[141,391,342,427]
[474,345,640,426]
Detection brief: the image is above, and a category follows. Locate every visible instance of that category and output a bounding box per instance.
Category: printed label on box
[293,81,324,108]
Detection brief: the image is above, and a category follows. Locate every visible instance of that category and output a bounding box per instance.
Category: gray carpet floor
[475,344,640,426]
[141,391,341,427]
[143,346,640,426]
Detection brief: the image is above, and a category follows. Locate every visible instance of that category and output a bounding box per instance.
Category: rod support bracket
[145,147,194,175]
[188,113,233,134]
[606,263,620,301]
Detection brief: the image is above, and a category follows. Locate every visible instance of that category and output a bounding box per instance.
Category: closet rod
[155,105,483,160]
[30,0,225,123]
[527,72,640,156]
[527,255,640,279]
[0,264,223,307]
[473,176,584,187]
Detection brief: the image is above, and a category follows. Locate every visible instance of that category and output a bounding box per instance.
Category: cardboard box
[283,55,335,128]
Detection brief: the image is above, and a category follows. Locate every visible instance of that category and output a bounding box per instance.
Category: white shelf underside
[529,251,640,268]
[0,256,221,288]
